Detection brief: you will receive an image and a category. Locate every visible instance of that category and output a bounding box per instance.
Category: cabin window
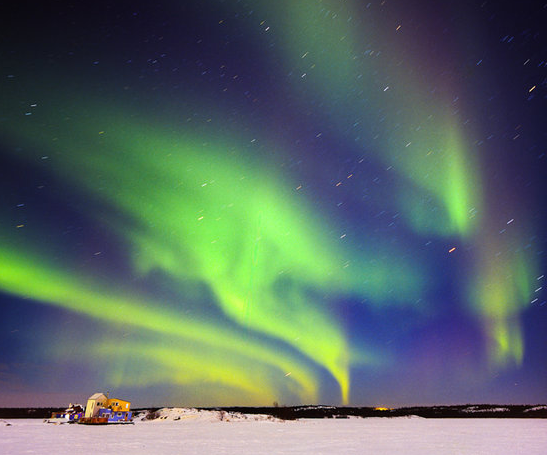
[117,412,122,417]
[126,404,129,408]
[115,402,119,406]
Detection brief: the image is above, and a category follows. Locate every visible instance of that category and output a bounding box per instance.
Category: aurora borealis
[1,0,545,407]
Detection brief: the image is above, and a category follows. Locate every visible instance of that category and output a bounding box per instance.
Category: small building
[106,397,131,413]
[47,403,85,423]
[82,392,133,424]
[84,393,108,418]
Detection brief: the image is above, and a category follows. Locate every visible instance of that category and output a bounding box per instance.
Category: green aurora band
[0,94,424,403]
[470,233,538,367]
[248,0,536,367]
[252,0,482,237]
[0,241,320,403]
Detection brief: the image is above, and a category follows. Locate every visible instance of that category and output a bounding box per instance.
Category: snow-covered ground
[1,415,545,454]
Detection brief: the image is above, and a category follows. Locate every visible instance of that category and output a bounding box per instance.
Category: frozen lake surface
[1,417,545,454]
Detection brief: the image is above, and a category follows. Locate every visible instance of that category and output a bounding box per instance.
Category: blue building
[98,407,133,423]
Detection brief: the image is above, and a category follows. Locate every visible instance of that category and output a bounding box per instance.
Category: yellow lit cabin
[106,398,131,412]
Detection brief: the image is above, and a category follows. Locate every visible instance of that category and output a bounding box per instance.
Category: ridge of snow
[462,407,510,413]
[135,407,282,423]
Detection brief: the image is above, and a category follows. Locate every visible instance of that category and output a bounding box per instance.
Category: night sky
[1,0,545,407]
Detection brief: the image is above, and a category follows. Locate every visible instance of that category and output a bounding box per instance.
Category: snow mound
[462,406,510,413]
[294,405,336,411]
[136,408,282,423]
[524,406,547,412]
